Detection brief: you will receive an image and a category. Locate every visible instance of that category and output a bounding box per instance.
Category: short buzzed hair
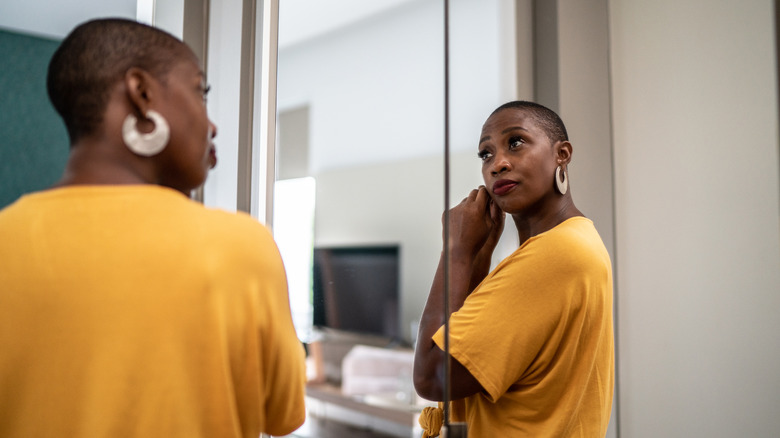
[491,101,569,144]
[47,18,188,143]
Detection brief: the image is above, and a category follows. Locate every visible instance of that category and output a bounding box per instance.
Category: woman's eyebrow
[480,126,529,144]
[502,126,529,134]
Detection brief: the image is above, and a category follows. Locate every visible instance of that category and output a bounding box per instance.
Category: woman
[0,19,305,437]
[414,101,614,437]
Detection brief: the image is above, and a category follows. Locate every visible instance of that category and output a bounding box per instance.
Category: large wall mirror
[273,0,519,344]
[269,1,623,437]
[273,0,520,343]
[270,0,530,436]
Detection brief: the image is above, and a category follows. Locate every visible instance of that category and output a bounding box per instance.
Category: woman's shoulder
[550,216,611,269]
[510,217,609,268]
[191,204,274,242]
[181,204,282,271]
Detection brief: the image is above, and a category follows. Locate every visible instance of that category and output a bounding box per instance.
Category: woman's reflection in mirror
[414,101,614,437]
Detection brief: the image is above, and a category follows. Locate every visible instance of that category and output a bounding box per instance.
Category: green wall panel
[0,29,68,209]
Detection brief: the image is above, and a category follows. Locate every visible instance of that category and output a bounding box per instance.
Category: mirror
[274,0,446,351]
[271,0,521,435]
[273,0,521,342]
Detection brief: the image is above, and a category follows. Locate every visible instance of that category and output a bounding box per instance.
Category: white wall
[152,0,184,37]
[556,0,615,261]
[277,0,442,174]
[277,0,516,173]
[609,0,780,436]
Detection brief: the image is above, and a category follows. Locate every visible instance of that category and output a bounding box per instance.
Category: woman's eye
[509,137,524,149]
[478,150,493,162]
[201,84,211,103]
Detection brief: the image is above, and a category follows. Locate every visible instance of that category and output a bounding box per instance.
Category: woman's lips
[492,179,518,196]
[208,145,217,169]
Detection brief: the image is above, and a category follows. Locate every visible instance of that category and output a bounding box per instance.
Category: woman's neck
[511,196,583,245]
[54,139,154,188]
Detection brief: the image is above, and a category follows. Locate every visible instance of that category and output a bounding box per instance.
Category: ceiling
[278,0,420,49]
[0,0,421,45]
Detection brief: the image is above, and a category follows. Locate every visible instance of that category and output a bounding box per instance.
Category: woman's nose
[491,155,511,175]
[209,120,218,139]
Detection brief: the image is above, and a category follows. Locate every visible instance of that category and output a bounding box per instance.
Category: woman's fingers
[457,187,487,213]
[474,186,490,208]
[460,187,481,205]
[489,197,504,224]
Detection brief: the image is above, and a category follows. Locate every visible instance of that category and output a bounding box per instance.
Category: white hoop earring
[555,165,568,195]
[122,110,170,157]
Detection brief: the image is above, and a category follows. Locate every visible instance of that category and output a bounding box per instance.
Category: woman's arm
[413,187,504,401]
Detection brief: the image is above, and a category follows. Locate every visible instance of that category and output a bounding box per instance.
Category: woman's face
[155,55,217,194]
[478,108,560,216]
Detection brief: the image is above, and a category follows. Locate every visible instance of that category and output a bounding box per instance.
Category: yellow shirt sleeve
[432,217,614,437]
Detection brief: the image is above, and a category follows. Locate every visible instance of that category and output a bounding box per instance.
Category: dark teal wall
[0,29,68,209]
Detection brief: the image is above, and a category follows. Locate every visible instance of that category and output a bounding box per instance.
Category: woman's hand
[445,186,505,261]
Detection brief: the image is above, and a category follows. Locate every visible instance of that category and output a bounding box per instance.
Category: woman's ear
[123,67,155,117]
[555,140,573,166]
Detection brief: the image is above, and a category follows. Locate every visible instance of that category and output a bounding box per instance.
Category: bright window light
[273,177,316,342]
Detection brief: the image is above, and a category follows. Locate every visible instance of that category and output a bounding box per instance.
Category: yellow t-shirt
[0,185,306,438]
[433,217,614,437]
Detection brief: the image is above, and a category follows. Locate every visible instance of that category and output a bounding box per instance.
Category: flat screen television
[312,245,400,341]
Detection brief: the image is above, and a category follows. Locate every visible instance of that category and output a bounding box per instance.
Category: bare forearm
[469,250,493,292]
[413,250,475,400]
[413,187,502,400]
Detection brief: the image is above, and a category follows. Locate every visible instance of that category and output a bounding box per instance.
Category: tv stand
[308,329,402,384]
[305,382,428,438]
[302,330,433,438]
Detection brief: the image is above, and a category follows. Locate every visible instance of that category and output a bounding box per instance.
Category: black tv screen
[312,245,400,340]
